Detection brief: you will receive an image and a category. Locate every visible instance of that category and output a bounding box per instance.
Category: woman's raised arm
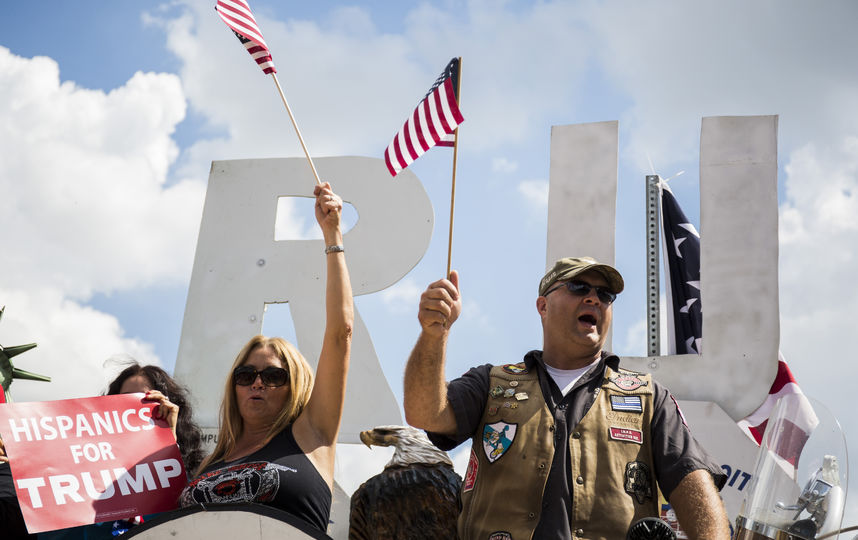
[295,182,354,447]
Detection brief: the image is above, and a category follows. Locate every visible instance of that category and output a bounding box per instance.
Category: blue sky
[2,0,858,528]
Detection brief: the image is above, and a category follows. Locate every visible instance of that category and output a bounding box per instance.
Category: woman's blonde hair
[195,335,314,475]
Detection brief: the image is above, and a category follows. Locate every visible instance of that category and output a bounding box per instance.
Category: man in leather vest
[404,257,730,540]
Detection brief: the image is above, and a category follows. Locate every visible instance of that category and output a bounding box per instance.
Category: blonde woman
[179,182,353,533]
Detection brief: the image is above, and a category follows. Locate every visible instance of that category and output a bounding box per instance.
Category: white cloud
[459,298,492,332]
[274,196,314,240]
[584,0,858,171]
[492,157,519,174]
[148,0,601,185]
[518,179,549,209]
[0,47,203,299]
[0,288,160,402]
[0,46,202,400]
[380,279,423,314]
[778,138,858,385]
[774,138,858,527]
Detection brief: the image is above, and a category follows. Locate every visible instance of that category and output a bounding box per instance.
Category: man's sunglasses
[233,366,290,387]
[545,280,617,305]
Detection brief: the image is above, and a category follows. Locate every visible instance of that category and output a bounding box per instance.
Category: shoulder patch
[608,371,648,392]
[502,362,528,374]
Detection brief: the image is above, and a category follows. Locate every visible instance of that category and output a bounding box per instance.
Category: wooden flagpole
[446,57,463,279]
[270,73,322,185]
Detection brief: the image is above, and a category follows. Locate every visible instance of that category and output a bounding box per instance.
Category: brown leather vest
[458,363,658,540]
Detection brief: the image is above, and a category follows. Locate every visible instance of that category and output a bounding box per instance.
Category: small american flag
[216,0,276,74]
[659,181,817,461]
[384,58,464,177]
[610,395,643,412]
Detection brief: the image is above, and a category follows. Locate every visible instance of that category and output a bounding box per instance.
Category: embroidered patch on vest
[482,421,517,463]
[463,448,478,492]
[502,362,528,374]
[609,426,643,444]
[608,371,648,392]
[488,532,512,540]
[624,461,653,504]
[606,411,643,425]
[611,395,643,412]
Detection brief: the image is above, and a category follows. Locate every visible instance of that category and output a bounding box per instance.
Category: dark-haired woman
[106,363,205,473]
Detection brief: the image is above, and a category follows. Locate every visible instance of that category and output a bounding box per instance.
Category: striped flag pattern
[659,181,817,460]
[610,395,643,412]
[736,352,818,465]
[384,58,464,177]
[216,0,276,74]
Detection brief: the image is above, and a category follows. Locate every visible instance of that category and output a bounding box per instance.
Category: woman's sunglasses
[233,366,290,387]
[545,280,617,305]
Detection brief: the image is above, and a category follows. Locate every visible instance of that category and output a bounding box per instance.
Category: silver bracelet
[325,244,344,254]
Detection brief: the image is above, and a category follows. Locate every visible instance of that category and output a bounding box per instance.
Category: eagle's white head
[359,425,454,469]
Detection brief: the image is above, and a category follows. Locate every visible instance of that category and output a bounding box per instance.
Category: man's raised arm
[403,271,462,436]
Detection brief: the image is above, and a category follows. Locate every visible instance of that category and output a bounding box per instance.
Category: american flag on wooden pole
[384,58,465,177]
[383,58,465,278]
[658,179,817,464]
[216,0,276,74]
[215,0,322,184]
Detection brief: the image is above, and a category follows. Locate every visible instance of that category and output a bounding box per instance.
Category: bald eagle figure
[349,425,462,540]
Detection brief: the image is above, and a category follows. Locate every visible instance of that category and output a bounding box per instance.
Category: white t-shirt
[544,358,600,397]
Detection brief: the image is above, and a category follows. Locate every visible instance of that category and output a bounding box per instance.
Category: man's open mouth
[578,314,597,325]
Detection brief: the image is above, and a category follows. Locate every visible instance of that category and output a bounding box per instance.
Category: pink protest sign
[0,393,185,533]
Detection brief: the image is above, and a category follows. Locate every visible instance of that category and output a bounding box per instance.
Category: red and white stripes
[216,0,276,74]
[384,75,463,177]
[737,354,818,465]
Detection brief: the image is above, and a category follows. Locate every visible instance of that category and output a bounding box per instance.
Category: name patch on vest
[606,411,643,425]
[610,394,642,412]
[608,372,648,392]
[609,426,643,444]
[463,448,478,492]
[489,532,512,540]
[482,421,517,463]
